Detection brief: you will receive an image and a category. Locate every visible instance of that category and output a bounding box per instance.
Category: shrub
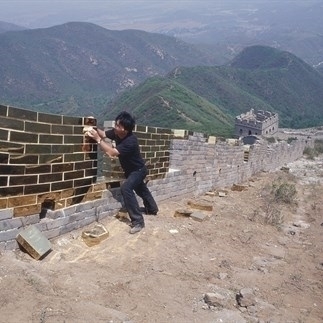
[264,202,284,226]
[287,137,297,144]
[314,139,323,154]
[265,137,276,143]
[304,139,323,159]
[303,147,316,160]
[250,201,284,226]
[272,182,297,204]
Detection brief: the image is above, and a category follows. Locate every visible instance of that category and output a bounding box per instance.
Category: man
[87,111,158,234]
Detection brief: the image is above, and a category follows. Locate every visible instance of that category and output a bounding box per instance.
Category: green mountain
[1,21,322,136]
[106,76,234,137]
[0,22,219,116]
[228,46,323,127]
[106,45,323,134]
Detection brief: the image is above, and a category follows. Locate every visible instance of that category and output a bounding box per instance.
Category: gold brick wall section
[137,125,173,180]
[0,105,183,219]
[0,105,98,217]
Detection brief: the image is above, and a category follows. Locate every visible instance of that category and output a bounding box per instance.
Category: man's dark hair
[115,111,135,132]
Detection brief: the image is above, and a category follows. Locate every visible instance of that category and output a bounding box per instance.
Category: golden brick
[37,192,61,204]
[61,188,75,198]
[8,195,37,208]
[13,204,41,217]
[0,198,8,209]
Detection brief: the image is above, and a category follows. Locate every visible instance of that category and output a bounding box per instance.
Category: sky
[0,1,208,29]
[1,0,319,30]
[1,1,323,64]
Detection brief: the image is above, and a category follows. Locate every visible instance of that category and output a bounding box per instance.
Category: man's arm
[86,129,119,158]
[96,128,107,139]
[98,139,120,158]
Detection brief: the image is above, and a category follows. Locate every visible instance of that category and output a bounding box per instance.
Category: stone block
[116,209,131,223]
[0,218,23,231]
[218,190,228,197]
[208,136,216,144]
[231,184,248,191]
[236,288,256,307]
[187,199,213,211]
[172,129,186,138]
[59,221,81,235]
[174,209,192,217]
[5,239,19,250]
[16,225,52,260]
[190,211,208,222]
[82,223,109,247]
[44,228,61,240]
[0,208,13,220]
[0,228,20,242]
[204,292,226,308]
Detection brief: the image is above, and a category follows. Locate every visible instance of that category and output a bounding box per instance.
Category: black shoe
[129,224,144,234]
[139,207,158,216]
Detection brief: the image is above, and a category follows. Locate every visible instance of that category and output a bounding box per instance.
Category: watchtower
[234,109,278,138]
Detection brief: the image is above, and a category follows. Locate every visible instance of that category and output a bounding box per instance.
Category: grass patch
[287,137,297,144]
[272,182,297,204]
[303,139,323,159]
[250,174,297,227]
[265,137,276,143]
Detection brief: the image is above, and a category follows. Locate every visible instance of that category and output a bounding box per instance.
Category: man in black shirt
[87,111,158,234]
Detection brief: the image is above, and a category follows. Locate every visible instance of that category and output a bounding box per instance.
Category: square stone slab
[16,225,52,260]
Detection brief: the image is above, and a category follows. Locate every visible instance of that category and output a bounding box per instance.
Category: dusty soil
[0,155,322,323]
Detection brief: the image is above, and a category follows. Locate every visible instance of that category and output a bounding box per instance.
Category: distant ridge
[106,45,323,134]
[0,21,26,33]
[230,45,302,70]
[0,21,322,135]
[0,21,219,116]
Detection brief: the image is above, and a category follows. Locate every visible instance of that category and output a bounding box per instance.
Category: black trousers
[120,166,158,226]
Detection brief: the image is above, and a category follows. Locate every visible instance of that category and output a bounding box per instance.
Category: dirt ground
[0,155,322,323]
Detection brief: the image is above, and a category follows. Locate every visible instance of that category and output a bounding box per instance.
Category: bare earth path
[0,155,322,323]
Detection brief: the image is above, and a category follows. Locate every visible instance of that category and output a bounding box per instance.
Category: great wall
[0,104,315,250]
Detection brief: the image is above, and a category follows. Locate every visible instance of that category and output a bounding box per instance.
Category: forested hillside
[0,21,322,136]
[105,46,323,134]
[0,22,219,116]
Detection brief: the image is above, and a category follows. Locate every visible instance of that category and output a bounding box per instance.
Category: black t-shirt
[105,129,145,176]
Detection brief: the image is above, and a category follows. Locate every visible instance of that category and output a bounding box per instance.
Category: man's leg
[136,183,159,215]
[134,175,158,215]
[120,171,145,228]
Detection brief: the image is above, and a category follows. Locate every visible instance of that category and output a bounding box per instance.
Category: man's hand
[86,129,100,143]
